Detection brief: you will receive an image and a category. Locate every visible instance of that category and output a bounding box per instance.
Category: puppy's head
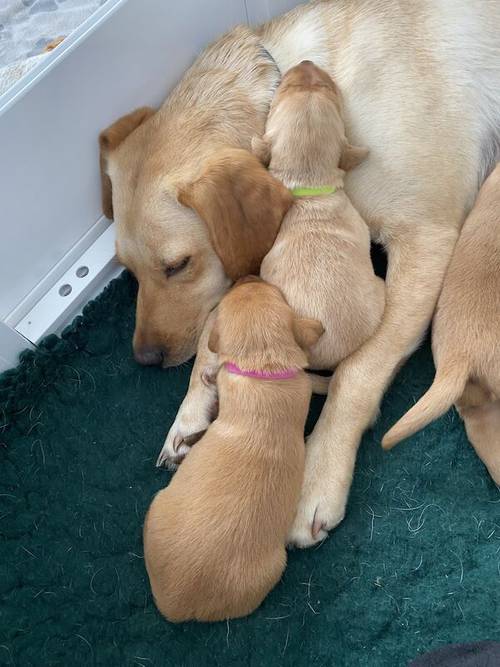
[208,278,324,372]
[100,108,291,368]
[253,61,368,177]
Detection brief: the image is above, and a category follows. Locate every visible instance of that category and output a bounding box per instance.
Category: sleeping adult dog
[99,0,500,547]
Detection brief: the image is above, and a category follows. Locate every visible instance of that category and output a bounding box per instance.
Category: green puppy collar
[290,185,337,197]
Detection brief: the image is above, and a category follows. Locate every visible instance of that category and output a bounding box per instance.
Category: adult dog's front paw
[156,386,218,469]
[288,485,347,548]
[156,424,206,470]
[287,441,351,547]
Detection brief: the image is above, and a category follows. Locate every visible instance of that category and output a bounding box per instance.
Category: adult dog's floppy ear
[178,148,293,281]
[339,144,369,171]
[293,317,325,351]
[99,106,156,219]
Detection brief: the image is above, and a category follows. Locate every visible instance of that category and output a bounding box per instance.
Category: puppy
[144,278,323,622]
[383,164,500,484]
[257,61,385,372]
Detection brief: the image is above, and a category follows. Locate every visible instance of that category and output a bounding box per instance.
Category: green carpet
[1,271,499,667]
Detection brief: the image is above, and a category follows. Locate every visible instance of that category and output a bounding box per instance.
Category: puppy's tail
[307,372,331,395]
[382,363,469,450]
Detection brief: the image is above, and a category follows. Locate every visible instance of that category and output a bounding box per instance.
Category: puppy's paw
[287,473,349,548]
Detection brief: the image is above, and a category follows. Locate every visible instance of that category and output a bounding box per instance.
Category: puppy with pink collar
[144,278,323,622]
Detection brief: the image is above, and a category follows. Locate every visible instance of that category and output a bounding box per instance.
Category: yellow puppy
[144,278,323,622]
[383,164,500,484]
[257,61,384,372]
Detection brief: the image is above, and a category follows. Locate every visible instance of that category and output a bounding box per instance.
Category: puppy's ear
[251,135,272,166]
[293,317,324,351]
[207,319,220,354]
[178,148,292,281]
[339,144,369,171]
[99,106,156,219]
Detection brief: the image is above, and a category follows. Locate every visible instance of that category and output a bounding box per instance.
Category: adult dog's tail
[382,363,469,449]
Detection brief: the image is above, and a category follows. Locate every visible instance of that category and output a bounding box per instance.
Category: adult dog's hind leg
[289,226,459,547]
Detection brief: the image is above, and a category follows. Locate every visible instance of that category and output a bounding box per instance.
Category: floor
[1,271,499,666]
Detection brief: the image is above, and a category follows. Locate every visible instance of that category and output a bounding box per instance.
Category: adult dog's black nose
[134,345,165,366]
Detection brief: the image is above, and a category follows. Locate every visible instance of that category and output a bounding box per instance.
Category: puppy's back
[144,423,304,622]
[145,491,287,622]
[262,197,384,368]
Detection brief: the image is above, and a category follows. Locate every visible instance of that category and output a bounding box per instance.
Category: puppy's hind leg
[307,372,332,395]
[374,275,386,320]
[157,310,219,468]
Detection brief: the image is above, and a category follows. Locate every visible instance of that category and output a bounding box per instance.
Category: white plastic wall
[0,0,301,370]
[246,0,303,24]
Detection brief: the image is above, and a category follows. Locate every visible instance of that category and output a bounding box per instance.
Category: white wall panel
[245,0,303,25]
[0,0,303,362]
[0,0,248,321]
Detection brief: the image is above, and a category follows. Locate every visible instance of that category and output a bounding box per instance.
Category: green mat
[1,272,499,667]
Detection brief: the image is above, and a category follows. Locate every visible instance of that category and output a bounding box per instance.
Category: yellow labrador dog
[100,1,500,547]
[382,164,500,484]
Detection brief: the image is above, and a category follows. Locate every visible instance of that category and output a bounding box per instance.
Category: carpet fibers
[1,272,499,667]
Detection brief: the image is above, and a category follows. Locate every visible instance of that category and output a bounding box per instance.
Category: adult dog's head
[99,107,292,367]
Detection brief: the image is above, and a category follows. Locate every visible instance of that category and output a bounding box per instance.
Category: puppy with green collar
[258,61,384,378]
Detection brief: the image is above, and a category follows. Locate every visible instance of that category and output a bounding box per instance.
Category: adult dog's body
[101,0,500,546]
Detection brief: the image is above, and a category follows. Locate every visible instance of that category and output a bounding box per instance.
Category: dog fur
[257,61,385,543]
[382,164,500,484]
[101,1,500,546]
[143,279,322,622]
[258,61,384,370]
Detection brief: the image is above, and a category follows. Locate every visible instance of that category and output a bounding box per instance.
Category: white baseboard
[0,322,34,373]
[14,224,122,343]
[5,215,111,329]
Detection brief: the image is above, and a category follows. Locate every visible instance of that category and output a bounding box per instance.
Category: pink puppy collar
[225,362,298,380]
